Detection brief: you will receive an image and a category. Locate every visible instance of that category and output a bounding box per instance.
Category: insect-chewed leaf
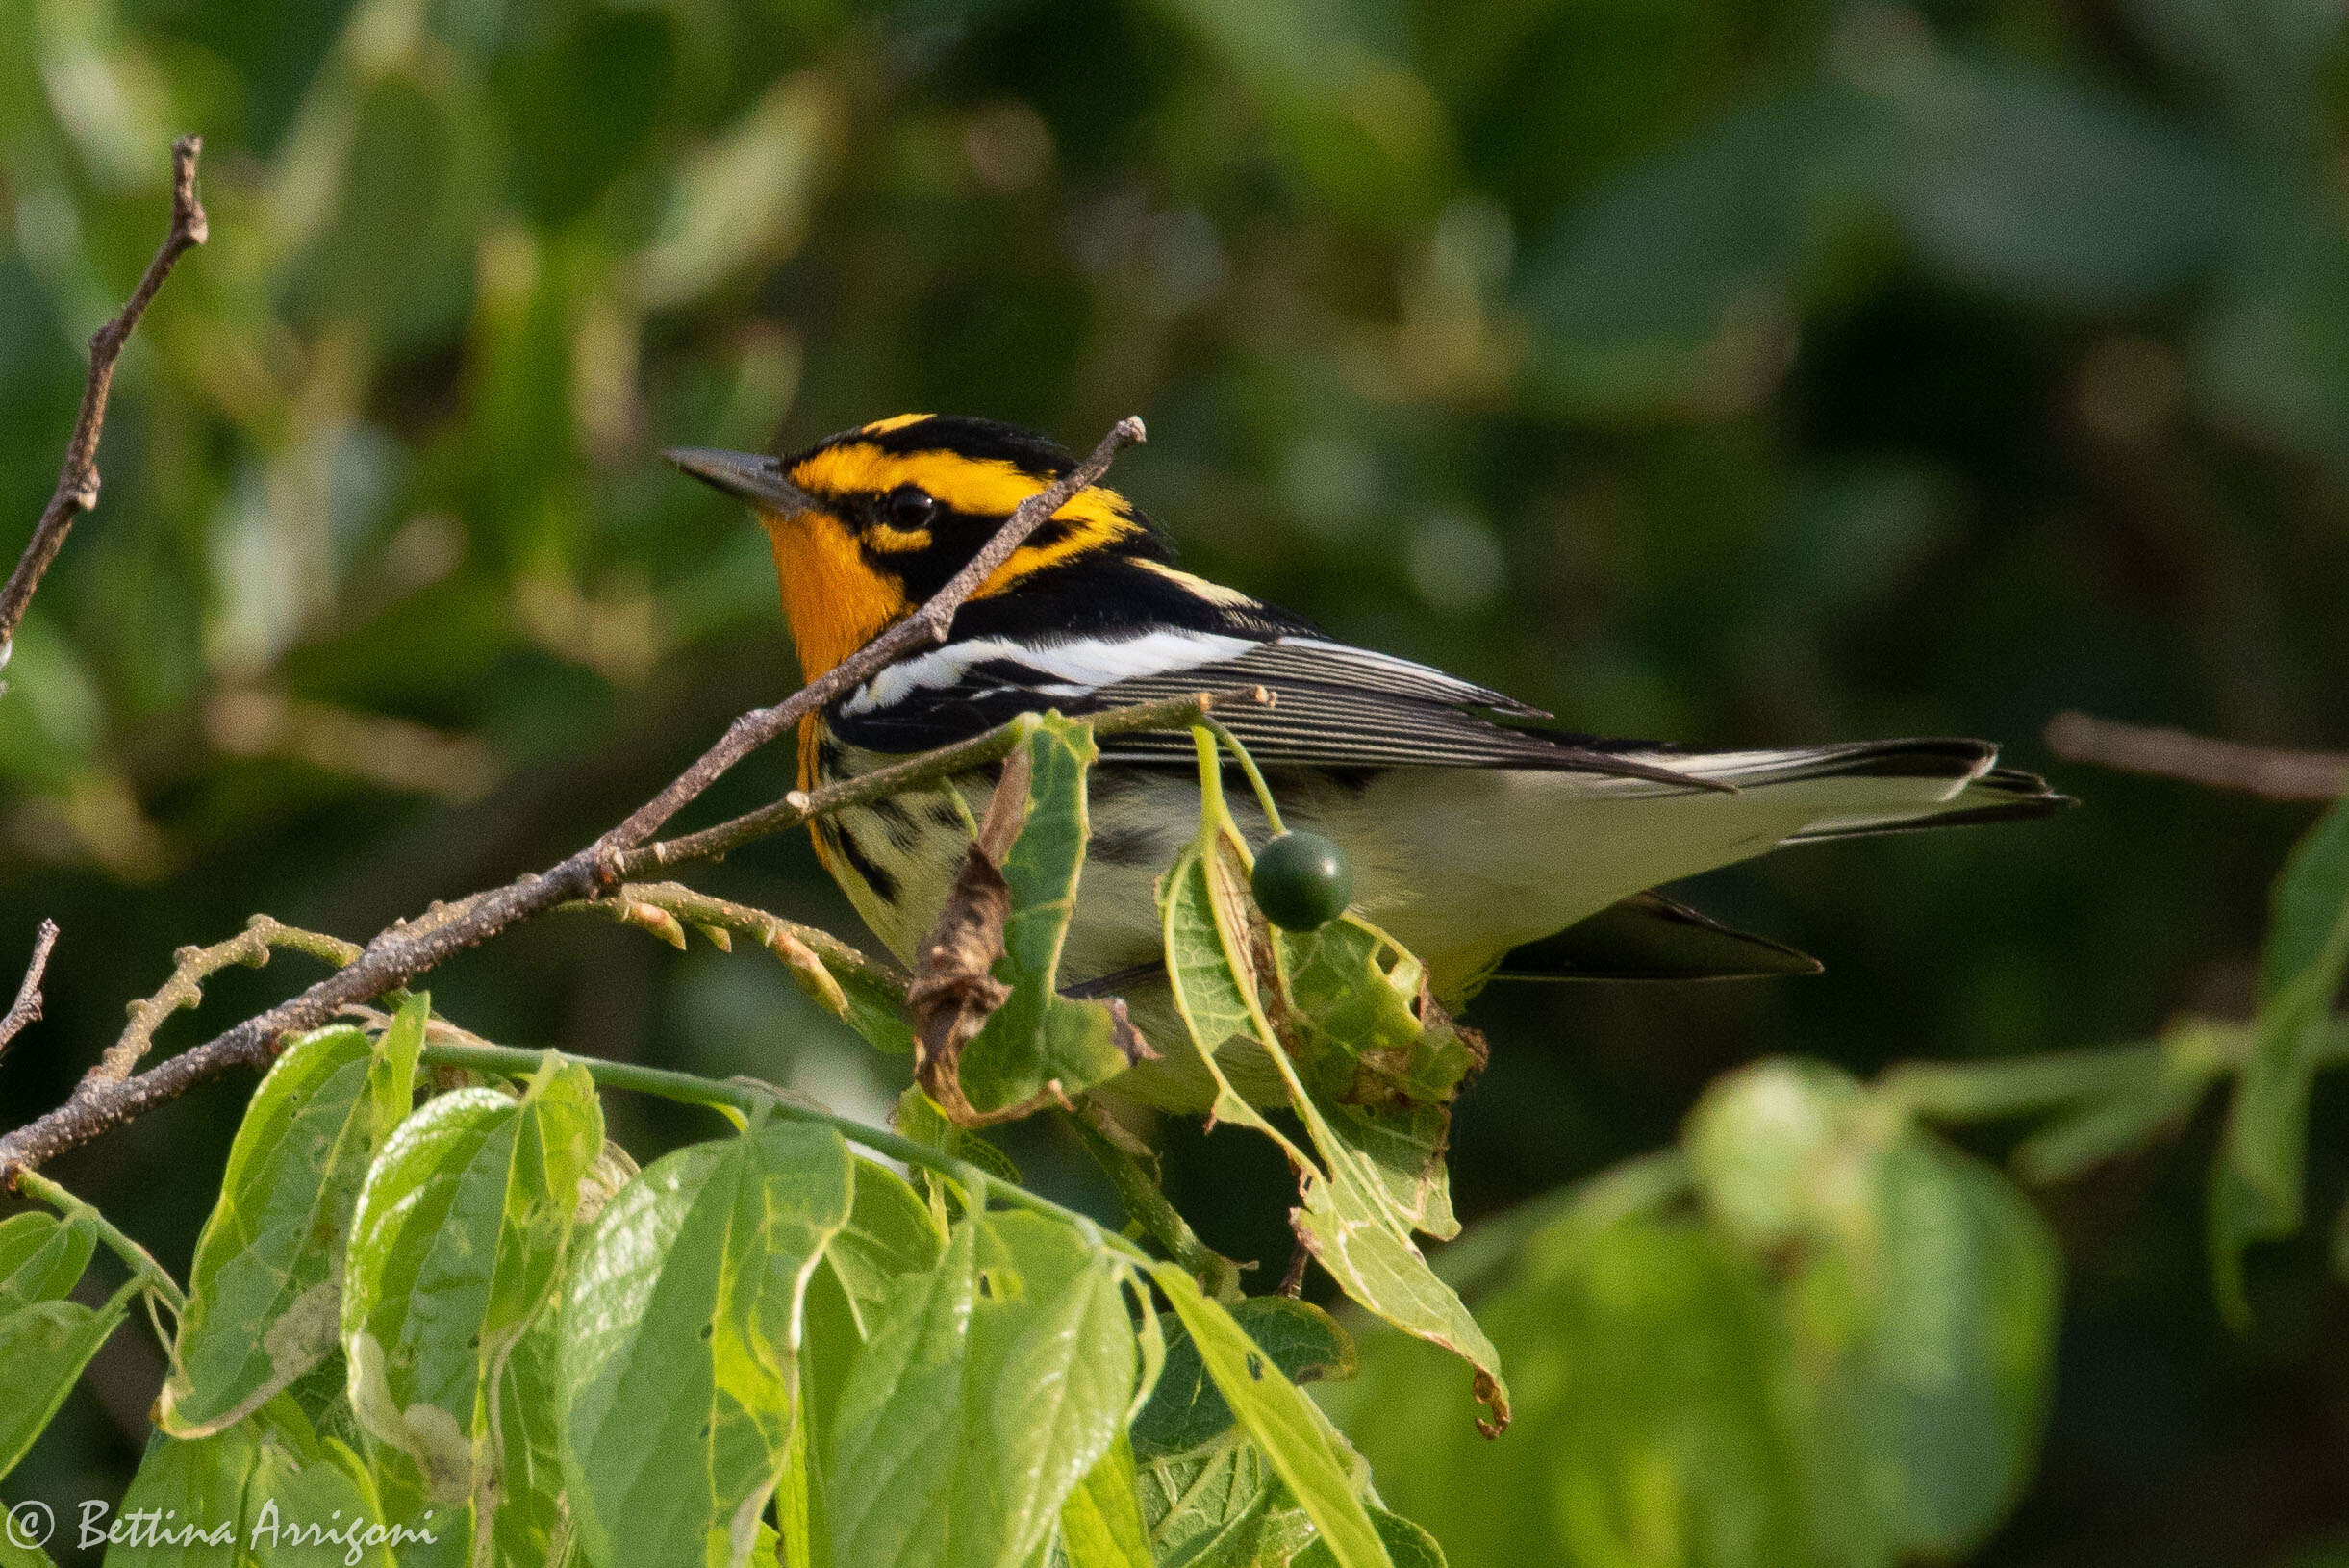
[158,995,427,1439]
[1159,816,1508,1434]
[0,1211,97,1315]
[825,1210,1140,1568]
[1147,1265,1391,1568]
[558,1119,854,1568]
[1,1299,127,1483]
[916,713,1146,1124]
[1276,918,1486,1242]
[341,1055,602,1557]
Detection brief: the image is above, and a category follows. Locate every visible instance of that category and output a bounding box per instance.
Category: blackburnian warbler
[669,416,2063,1108]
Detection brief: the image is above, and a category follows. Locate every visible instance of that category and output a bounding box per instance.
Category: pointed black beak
[663,447,821,515]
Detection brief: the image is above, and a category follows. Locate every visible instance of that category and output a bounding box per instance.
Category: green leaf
[102,1424,257,1566]
[2260,799,2349,1010]
[1682,1057,1869,1252]
[2013,1063,2217,1185]
[1339,1206,1811,1568]
[244,1430,406,1566]
[342,1056,602,1553]
[488,1297,577,1568]
[827,1210,1141,1568]
[823,1153,947,1326]
[2216,796,2349,1297]
[103,1405,412,1566]
[1805,1140,2060,1556]
[1160,827,1507,1432]
[832,961,919,1057]
[0,1523,52,1567]
[1134,1298,1355,1458]
[1290,1508,1446,1568]
[950,714,1140,1119]
[636,74,835,308]
[160,999,426,1437]
[896,1086,1023,1190]
[1273,917,1483,1240]
[1134,1437,1276,1568]
[560,1120,854,1568]
[785,1156,945,1568]
[1059,1434,1152,1568]
[1,1296,127,1482]
[1159,837,1282,1116]
[1686,1060,2062,1558]
[0,1211,96,1313]
[1149,1265,1390,1568]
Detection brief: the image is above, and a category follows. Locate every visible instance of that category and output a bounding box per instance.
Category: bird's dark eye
[883,486,939,530]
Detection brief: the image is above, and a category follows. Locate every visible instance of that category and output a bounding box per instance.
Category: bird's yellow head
[667,414,1165,683]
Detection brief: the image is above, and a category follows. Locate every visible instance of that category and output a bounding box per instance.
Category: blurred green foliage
[4,0,2349,1561]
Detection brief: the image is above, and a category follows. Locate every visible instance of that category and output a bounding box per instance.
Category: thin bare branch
[0,416,1147,1186]
[2045,711,2348,802]
[622,683,1273,875]
[0,136,207,665]
[0,921,61,1061]
[95,914,362,1085]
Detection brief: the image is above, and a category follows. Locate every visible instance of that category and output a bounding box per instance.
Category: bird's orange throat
[761,507,903,682]
[760,506,903,794]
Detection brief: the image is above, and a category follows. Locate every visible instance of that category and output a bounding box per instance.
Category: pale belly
[811,740,1843,1110]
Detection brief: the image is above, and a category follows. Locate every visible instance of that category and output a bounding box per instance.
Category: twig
[0,417,1145,1186]
[95,915,361,1084]
[0,136,206,668]
[15,1169,188,1314]
[565,880,907,1018]
[0,920,61,1061]
[1,921,60,1054]
[623,683,1271,874]
[2044,711,2348,802]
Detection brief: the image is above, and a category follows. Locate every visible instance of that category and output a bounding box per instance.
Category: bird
[667,415,2066,1109]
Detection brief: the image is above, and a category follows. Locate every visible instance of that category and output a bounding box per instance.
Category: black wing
[827,624,1721,788]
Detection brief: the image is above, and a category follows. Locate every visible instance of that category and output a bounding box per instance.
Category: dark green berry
[1250,831,1353,931]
